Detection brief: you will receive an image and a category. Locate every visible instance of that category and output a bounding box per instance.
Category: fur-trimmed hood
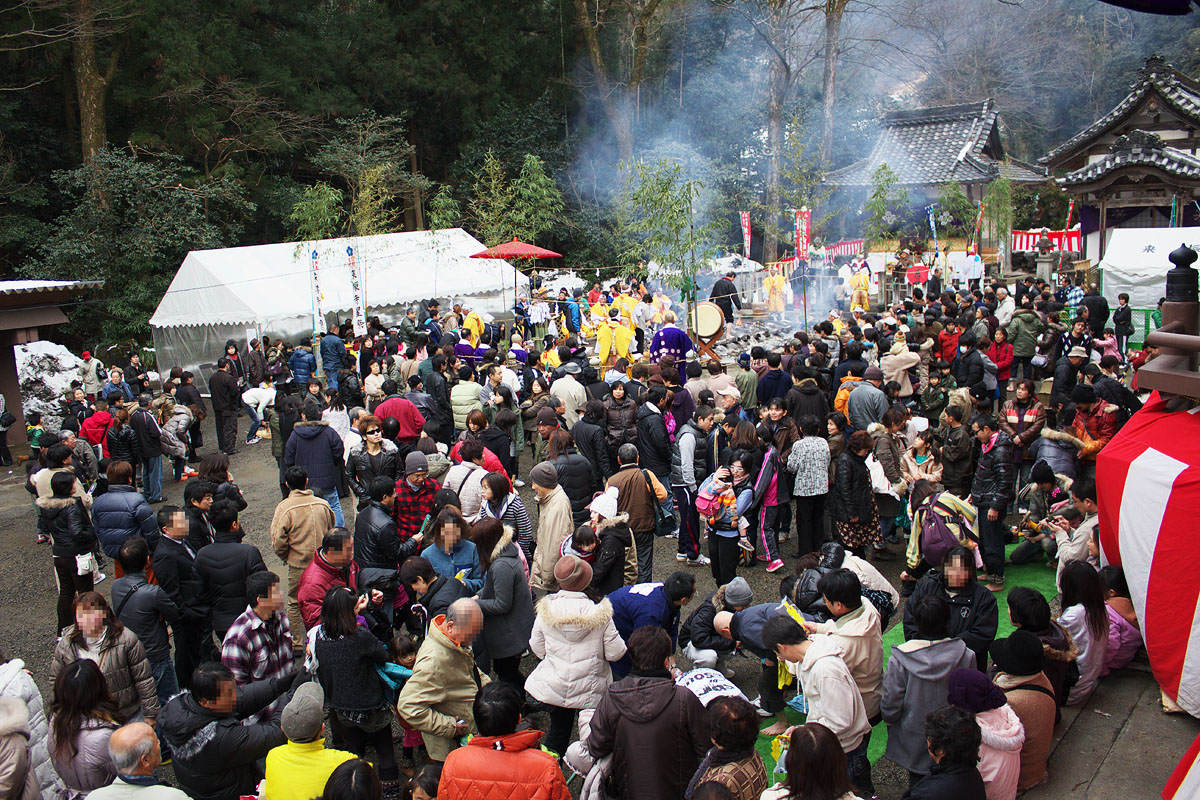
[34,496,76,511]
[594,512,630,532]
[536,594,614,632]
[1042,621,1080,663]
[488,526,516,562]
[1041,427,1085,449]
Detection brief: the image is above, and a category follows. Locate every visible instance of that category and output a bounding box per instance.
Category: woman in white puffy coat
[0,656,61,796]
[525,555,626,757]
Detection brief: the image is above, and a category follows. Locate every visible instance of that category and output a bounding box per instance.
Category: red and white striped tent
[1097,391,1200,718]
[826,239,865,258]
[1011,228,1082,252]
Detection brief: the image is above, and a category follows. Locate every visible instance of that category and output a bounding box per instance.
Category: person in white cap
[587,487,634,595]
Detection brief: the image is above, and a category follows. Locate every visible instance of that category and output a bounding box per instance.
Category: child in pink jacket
[949,668,1025,800]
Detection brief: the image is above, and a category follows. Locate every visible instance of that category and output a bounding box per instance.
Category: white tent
[150,228,527,392]
[1100,227,1200,309]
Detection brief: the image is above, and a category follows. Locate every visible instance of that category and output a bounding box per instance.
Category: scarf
[684,745,758,799]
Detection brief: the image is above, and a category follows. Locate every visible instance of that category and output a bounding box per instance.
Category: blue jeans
[149,657,178,756]
[324,369,340,391]
[317,486,345,527]
[243,402,262,439]
[140,456,163,501]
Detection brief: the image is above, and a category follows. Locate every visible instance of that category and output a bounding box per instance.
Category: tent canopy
[149,229,527,394]
[150,228,525,328]
[1099,227,1200,308]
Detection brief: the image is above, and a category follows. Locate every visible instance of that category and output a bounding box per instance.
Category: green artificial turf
[756,543,1061,774]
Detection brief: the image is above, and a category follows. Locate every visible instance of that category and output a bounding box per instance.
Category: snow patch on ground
[15,341,80,433]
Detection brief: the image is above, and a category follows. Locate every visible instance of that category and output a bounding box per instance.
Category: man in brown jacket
[586,626,710,800]
[606,444,668,583]
[269,467,335,647]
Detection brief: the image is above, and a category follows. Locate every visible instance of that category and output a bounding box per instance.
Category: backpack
[918,493,964,566]
[695,483,725,518]
[267,357,287,377]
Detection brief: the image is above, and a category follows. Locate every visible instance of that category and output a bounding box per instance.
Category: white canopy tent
[1099,227,1200,309]
[150,228,527,392]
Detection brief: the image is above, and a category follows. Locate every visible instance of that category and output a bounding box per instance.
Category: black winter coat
[159,675,289,800]
[345,440,400,498]
[1051,357,1079,407]
[418,575,466,620]
[679,589,737,654]
[212,480,248,512]
[152,536,209,623]
[829,450,873,523]
[901,762,987,800]
[971,431,1014,510]
[478,426,515,478]
[209,369,241,414]
[785,380,829,423]
[903,571,998,671]
[184,506,215,552]
[194,531,268,639]
[955,349,984,390]
[603,395,638,451]
[129,407,161,459]
[589,516,632,596]
[354,500,420,570]
[284,421,345,493]
[424,370,454,430]
[554,451,596,526]
[93,484,159,557]
[106,425,138,464]
[571,414,611,490]
[38,496,97,558]
[635,404,672,480]
[1112,304,1134,337]
[177,383,206,414]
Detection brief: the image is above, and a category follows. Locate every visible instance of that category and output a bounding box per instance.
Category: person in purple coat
[649,311,694,363]
[453,330,478,373]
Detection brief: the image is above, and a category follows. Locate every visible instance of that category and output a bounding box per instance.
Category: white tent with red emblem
[1097,390,1200,719]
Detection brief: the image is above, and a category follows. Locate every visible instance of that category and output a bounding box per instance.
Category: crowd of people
[7,270,1155,800]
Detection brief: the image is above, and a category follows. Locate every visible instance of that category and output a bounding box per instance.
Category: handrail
[1145,328,1200,354]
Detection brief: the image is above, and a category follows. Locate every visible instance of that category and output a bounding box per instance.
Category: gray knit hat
[405,451,429,475]
[723,577,753,607]
[530,461,559,489]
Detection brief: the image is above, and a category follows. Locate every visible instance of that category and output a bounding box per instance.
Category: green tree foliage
[984,171,1013,267]
[512,154,565,244]
[862,164,908,255]
[935,182,977,239]
[618,158,718,321]
[428,185,463,233]
[468,151,515,247]
[30,146,249,343]
[286,183,345,242]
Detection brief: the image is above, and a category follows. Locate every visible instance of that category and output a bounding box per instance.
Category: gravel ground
[0,431,917,798]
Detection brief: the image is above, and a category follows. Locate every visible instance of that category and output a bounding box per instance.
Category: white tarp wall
[1099,227,1200,309]
[150,228,527,393]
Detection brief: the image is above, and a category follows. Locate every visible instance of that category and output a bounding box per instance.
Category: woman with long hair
[478,471,533,562]
[313,588,398,793]
[761,722,861,800]
[51,592,158,724]
[472,518,534,689]
[197,451,247,511]
[830,430,881,559]
[1057,560,1110,706]
[48,660,124,799]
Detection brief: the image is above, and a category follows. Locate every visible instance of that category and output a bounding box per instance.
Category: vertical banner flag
[926,205,940,259]
[971,202,986,252]
[310,248,323,333]
[347,246,368,337]
[795,209,811,260]
[1064,198,1075,230]
[740,212,752,257]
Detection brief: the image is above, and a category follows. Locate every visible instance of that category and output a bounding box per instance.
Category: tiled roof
[1041,56,1200,166]
[1059,145,1200,186]
[825,100,1045,187]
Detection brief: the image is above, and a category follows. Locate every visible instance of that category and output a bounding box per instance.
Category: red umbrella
[470,237,563,335]
[470,236,562,260]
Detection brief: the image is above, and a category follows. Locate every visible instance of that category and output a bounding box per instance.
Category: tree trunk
[573,0,635,164]
[819,0,847,165]
[71,0,118,163]
[764,40,787,265]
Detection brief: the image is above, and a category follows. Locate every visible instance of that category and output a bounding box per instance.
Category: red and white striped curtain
[1011,229,1082,253]
[826,239,865,258]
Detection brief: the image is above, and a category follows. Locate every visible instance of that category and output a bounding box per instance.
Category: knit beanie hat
[536,407,559,427]
[554,555,592,592]
[723,577,753,607]
[589,486,620,519]
[1030,461,1055,485]
[405,451,429,475]
[1071,384,1096,404]
[530,461,559,489]
[947,667,1007,713]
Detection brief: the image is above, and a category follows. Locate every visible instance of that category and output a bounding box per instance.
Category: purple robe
[649,325,694,363]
